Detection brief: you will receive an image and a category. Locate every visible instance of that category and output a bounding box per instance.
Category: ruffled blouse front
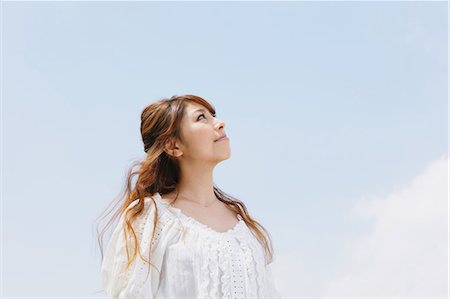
[101,192,281,299]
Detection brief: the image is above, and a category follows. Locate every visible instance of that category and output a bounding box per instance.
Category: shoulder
[124,192,178,224]
[114,193,183,248]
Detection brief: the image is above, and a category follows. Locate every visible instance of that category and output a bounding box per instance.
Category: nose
[215,118,225,131]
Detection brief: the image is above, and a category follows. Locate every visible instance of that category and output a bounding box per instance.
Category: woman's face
[169,101,230,164]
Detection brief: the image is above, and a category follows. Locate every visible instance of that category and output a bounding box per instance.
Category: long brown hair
[96,94,274,276]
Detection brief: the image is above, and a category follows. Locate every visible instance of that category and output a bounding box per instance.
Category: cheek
[187,128,214,150]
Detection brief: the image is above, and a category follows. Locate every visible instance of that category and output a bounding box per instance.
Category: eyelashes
[197,113,216,121]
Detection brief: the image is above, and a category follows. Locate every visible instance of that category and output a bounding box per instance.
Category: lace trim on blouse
[153,192,245,237]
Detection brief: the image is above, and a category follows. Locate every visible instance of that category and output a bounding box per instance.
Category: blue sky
[2,1,448,297]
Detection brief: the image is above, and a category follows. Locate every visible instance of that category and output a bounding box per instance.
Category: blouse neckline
[153,192,245,236]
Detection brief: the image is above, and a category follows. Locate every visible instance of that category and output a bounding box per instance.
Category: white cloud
[323,155,448,297]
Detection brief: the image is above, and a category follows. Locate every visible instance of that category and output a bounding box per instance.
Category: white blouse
[101,192,281,299]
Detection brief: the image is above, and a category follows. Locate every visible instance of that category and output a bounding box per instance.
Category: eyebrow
[193,108,207,115]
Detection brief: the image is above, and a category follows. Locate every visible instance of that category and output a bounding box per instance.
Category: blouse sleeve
[265,261,282,298]
[100,198,181,299]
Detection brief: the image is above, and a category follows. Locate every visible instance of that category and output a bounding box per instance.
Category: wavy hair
[96,94,274,278]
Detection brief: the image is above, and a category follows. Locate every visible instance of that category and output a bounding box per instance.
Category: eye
[197,113,216,121]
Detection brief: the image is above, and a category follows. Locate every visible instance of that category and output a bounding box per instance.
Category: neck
[176,160,217,205]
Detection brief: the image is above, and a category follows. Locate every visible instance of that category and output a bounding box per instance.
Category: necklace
[178,194,220,208]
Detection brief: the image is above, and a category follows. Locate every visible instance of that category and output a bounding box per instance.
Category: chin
[216,151,231,162]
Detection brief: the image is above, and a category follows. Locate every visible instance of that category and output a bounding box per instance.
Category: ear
[164,138,183,158]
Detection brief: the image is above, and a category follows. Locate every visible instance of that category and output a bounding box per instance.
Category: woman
[98,94,281,298]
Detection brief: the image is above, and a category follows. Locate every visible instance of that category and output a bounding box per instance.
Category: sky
[2,1,448,298]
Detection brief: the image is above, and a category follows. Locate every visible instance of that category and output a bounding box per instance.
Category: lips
[215,134,228,142]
